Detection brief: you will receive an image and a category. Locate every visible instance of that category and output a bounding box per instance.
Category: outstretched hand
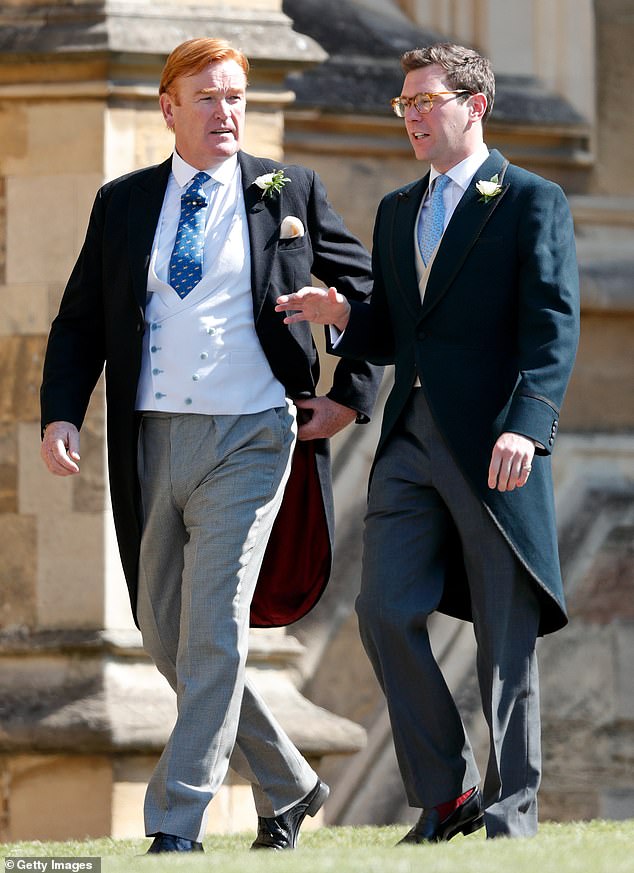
[276,286,351,331]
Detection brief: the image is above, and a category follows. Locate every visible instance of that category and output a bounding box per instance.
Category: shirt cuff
[329,325,344,348]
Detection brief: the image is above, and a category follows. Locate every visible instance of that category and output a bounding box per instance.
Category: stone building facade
[0,0,632,839]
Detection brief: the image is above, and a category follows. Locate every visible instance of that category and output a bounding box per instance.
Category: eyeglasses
[390,90,473,118]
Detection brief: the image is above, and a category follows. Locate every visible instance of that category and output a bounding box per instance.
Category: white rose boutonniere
[475,174,503,204]
[254,169,291,199]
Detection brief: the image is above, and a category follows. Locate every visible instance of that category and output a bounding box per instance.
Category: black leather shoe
[146,832,204,853]
[251,779,330,850]
[398,787,485,844]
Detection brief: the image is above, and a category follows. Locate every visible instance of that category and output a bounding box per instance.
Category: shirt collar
[430,142,490,192]
[171,150,239,189]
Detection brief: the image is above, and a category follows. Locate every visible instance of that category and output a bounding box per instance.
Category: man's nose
[213,98,231,117]
[404,102,419,122]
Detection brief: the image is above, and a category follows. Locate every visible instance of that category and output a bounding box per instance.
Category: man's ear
[159,91,175,131]
[467,92,488,123]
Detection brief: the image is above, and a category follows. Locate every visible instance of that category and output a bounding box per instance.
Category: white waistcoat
[135,186,285,416]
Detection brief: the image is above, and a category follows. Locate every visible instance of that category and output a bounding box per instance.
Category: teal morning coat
[336,150,580,635]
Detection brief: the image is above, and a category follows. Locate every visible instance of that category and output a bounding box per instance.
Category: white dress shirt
[416,142,491,254]
[413,144,491,304]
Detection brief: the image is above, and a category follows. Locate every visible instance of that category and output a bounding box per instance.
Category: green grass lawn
[2,821,633,873]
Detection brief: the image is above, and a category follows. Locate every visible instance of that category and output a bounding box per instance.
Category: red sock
[434,787,476,821]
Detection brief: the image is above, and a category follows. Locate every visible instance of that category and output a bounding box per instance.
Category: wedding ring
[522,465,532,472]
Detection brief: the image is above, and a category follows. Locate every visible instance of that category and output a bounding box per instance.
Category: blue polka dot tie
[418,173,450,265]
[169,171,211,299]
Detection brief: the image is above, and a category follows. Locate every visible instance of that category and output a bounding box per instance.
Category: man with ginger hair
[40,38,380,853]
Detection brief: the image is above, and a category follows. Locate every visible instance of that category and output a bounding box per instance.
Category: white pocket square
[280,215,305,240]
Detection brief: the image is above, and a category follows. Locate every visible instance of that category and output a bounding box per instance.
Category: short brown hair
[401,43,495,123]
[159,38,249,97]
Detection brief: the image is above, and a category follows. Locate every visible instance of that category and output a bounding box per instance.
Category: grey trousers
[136,407,316,842]
[356,389,541,838]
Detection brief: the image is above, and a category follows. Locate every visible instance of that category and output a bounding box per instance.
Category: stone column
[0,0,365,841]
[535,0,634,821]
[592,0,634,194]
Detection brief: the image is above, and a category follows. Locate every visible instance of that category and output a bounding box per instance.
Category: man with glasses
[276,43,579,841]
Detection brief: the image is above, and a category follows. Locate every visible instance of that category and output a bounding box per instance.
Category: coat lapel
[238,151,281,321]
[128,158,172,309]
[388,176,429,320]
[420,149,509,319]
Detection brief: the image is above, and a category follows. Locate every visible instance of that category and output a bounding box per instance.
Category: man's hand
[296,397,357,441]
[41,420,81,476]
[276,286,351,332]
[488,432,535,492]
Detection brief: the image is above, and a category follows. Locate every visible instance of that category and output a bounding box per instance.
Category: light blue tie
[418,173,450,265]
[169,171,211,299]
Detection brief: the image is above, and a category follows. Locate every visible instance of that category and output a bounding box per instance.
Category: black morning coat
[40,151,382,628]
[335,150,580,635]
